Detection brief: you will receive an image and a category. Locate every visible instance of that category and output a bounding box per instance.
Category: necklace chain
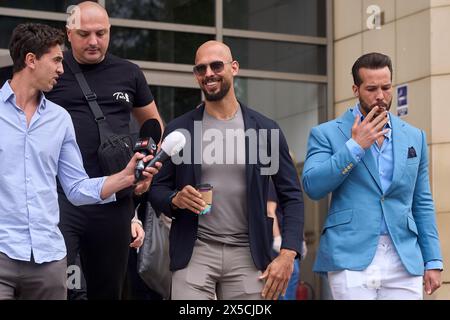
[224,107,238,120]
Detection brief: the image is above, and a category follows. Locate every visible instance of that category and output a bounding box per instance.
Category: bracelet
[131,218,143,227]
[135,190,145,196]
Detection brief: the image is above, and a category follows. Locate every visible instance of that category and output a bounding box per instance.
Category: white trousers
[328,235,423,300]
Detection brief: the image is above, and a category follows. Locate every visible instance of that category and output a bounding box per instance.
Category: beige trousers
[171,238,264,300]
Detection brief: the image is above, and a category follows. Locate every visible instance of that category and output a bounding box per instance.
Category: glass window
[0,66,13,84]
[0,17,66,49]
[224,0,326,37]
[234,77,326,162]
[225,37,326,75]
[150,85,201,124]
[109,26,213,64]
[0,0,87,12]
[106,0,214,26]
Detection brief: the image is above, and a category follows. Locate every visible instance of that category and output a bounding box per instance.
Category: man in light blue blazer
[302,53,443,299]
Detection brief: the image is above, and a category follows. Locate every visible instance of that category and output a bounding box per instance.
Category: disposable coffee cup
[196,183,213,215]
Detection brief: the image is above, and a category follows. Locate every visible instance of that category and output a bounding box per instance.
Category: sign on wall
[397,84,408,118]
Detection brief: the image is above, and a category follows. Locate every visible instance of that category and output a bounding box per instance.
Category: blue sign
[397,84,408,118]
[397,85,408,107]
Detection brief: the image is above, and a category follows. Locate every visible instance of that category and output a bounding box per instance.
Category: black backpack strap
[63,52,112,143]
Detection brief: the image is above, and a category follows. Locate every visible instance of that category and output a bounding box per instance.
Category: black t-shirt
[46,51,154,178]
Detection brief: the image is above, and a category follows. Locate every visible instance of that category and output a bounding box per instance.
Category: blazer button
[381,196,385,202]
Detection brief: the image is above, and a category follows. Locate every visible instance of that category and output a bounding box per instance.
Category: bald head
[67,1,110,30]
[79,1,109,20]
[78,1,108,12]
[66,1,111,64]
[195,41,233,65]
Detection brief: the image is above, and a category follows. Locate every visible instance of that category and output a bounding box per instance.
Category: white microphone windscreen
[161,131,186,156]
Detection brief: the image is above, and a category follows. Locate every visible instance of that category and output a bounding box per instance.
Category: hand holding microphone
[133,119,161,180]
[134,130,186,183]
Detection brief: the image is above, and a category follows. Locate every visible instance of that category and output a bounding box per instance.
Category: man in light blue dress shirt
[302,53,443,299]
[0,23,160,300]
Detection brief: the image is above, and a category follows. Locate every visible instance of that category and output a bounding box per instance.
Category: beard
[359,98,392,118]
[202,76,231,102]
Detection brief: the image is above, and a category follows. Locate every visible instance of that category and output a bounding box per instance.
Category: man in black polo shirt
[46,1,163,299]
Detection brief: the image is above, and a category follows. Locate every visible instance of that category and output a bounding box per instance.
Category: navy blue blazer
[149,102,304,271]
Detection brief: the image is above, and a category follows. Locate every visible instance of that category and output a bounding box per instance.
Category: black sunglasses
[193,60,232,76]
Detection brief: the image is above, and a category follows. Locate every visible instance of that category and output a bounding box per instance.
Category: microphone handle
[134,150,169,182]
[135,151,149,172]
[134,150,150,179]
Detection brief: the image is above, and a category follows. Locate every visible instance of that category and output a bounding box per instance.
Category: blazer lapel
[385,116,408,196]
[241,103,256,190]
[337,109,383,192]
[336,110,354,141]
[189,103,205,186]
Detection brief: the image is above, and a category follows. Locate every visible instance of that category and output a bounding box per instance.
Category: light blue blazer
[302,108,442,276]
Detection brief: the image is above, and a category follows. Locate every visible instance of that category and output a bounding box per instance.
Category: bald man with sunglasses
[149,41,304,300]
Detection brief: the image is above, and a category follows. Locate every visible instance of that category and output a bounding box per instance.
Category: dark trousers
[122,248,163,300]
[58,192,134,300]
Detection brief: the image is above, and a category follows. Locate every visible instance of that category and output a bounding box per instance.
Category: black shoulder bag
[64,54,134,198]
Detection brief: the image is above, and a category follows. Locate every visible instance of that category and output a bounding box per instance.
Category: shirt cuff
[98,176,116,204]
[345,138,365,162]
[425,260,443,271]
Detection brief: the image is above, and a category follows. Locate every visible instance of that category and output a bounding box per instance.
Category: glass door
[150,85,202,124]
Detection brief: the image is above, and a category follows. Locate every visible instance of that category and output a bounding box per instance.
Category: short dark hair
[9,23,65,74]
[351,52,393,86]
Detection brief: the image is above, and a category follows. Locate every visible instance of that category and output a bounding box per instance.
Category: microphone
[133,119,162,180]
[134,130,186,182]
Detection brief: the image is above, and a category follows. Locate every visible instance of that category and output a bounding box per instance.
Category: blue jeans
[280,258,300,300]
